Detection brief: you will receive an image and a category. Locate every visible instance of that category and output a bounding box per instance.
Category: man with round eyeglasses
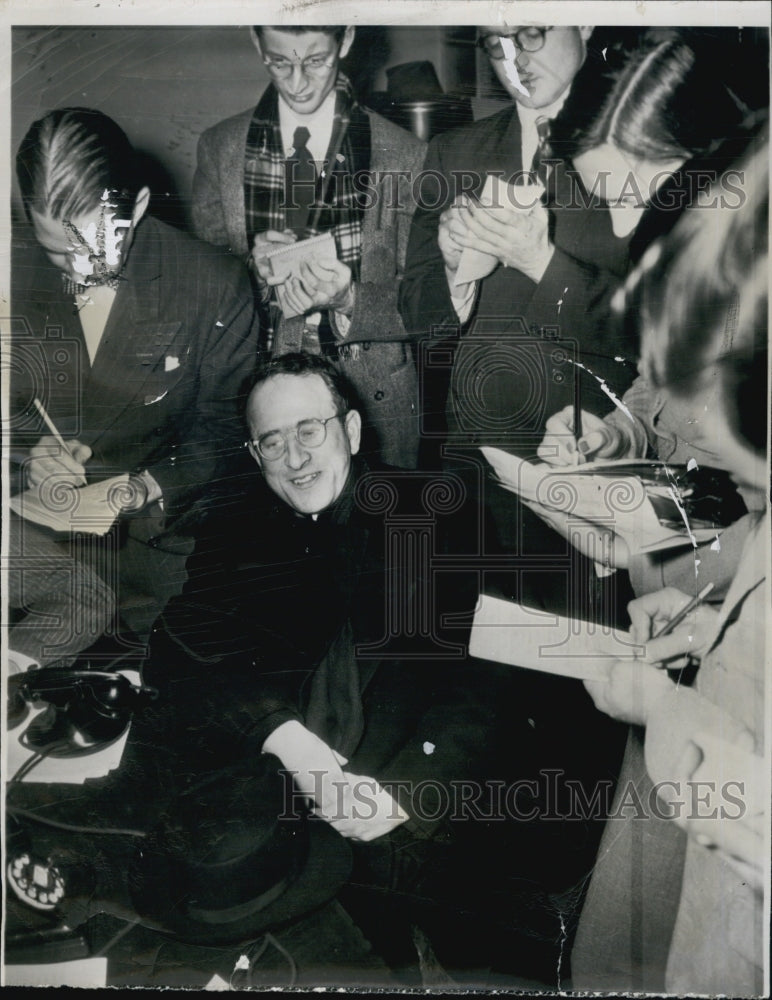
[399,23,640,453]
[244,353,362,516]
[192,24,426,471]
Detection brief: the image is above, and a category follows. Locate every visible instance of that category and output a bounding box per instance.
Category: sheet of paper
[10,474,130,536]
[469,594,640,681]
[480,447,717,555]
[455,175,545,286]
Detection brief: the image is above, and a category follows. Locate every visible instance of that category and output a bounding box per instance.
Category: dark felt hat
[128,754,351,946]
[386,60,444,102]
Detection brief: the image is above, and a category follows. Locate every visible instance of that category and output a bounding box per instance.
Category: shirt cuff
[450,279,477,323]
[139,469,164,508]
[334,311,351,338]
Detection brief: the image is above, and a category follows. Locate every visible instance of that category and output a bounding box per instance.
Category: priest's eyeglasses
[477,27,553,59]
[247,413,345,461]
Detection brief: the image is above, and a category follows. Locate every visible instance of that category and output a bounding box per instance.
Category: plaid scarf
[244,74,370,283]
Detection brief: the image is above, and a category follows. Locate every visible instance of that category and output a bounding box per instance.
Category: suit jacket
[191,102,427,468]
[10,216,259,520]
[399,105,637,452]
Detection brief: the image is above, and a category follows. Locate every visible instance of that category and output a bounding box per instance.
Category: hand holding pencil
[536,405,629,466]
[629,583,718,666]
[26,398,91,489]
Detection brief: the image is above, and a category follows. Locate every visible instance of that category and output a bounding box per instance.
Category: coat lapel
[81,221,183,446]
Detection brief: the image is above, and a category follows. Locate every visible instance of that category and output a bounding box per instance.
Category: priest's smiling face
[246,372,361,516]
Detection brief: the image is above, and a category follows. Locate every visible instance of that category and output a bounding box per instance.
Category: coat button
[363,343,370,351]
[374,390,385,401]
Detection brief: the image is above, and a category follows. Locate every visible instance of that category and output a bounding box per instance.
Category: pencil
[33,397,74,459]
[573,357,583,443]
[652,581,715,640]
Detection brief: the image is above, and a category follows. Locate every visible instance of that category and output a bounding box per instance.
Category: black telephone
[9,668,158,757]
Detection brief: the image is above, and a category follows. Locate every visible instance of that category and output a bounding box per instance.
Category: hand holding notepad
[455,175,546,286]
[259,232,339,318]
[11,474,131,536]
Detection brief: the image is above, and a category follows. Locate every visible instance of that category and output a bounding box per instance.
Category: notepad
[480,447,722,555]
[470,594,640,681]
[262,232,338,318]
[10,474,130,536]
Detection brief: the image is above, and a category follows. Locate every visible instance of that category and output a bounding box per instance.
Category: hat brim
[129,815,352,947]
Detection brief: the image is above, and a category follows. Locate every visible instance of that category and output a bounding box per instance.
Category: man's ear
[131,186,151,229]
[246,439,263,471]
[344,408,362,455]
[339,26,355,60]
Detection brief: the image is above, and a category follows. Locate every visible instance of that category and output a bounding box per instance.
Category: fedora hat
[128,753,351,946]
[385,60,444,102]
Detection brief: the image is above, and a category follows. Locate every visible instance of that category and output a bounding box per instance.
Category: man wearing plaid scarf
[192,25,427,469]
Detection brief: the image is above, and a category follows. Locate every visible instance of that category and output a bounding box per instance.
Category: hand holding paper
[27,436,92,489]
[583,657,675,726]
[454,175,549,286]
[11,474,131,536]
[628,586,719,664]
[283,258,354,316]
[537,405,630,467]
[255,231,340,318]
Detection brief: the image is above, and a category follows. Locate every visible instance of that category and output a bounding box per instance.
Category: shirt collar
[278,89,337,160]
[516,88,570,132]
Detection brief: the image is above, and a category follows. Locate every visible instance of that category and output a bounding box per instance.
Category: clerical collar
[278,89,337,164]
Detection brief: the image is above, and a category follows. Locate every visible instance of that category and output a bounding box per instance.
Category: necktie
[530,116,552,186]
[285,125,316,236]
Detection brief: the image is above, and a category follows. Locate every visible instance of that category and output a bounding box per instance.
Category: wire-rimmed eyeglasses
[246,413,345,461]
[476,27,553,60]
[262,51,337,78]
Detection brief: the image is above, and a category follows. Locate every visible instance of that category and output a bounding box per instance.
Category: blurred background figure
[571,117,768,995]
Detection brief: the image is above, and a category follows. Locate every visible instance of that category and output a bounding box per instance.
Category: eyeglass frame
[261,49,339,78]
[476,26,554,59]
[246,411,347,461]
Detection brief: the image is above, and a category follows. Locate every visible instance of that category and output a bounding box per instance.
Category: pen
[651,581,715,640]
[33,397,74,459]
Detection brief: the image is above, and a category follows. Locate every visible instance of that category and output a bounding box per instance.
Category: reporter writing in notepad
[10,108,258,650]
[570,124,767,996]
[192,24,426,468]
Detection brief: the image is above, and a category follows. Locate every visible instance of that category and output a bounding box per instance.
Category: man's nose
[289,62,309,88]
[516,49,530,68]
[284,433,311,469]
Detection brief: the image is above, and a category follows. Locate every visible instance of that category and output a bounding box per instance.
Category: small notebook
[263,232,338,318]
[10,474,130,536]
